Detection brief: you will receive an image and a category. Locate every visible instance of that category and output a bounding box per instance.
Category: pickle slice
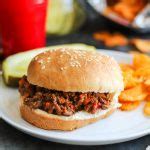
[2,44,96,86]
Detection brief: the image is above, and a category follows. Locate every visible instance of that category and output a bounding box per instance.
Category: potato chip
[144,79,150,92]
[113,3,135,21]
[131,39,150,53]
[122,71,139,89]
[120,64,139,89]
[143,101,150,116]
[119,63,133,72]
[120,101,140,111]
[134,66,150,80]
[119,53,150,113]
[119,84,148,102]
[145,95,150,101]
[106,0,146,22]
[93,31,110,41]
[93,31,128,47]
[104,33,128,47]
[144,79,150,86]
[133,54,150,69]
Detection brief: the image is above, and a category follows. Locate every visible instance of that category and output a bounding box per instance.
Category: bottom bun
[20,97,117,131]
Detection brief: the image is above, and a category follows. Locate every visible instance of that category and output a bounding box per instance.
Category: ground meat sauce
[19,76,113,116]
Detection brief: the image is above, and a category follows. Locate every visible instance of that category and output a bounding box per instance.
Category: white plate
[0,50,150,145]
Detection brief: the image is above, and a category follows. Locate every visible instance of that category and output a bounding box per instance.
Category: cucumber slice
[46,0,86,35]
[2,44,96,86]
[58,1,75,35]
[46,0,75,35]
[46,0,66,34]
[71,0,86,32]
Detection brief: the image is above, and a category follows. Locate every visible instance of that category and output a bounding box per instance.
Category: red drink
[0,0,47,57]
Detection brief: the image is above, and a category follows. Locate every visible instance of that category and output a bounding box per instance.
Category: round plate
[0,50,150,145]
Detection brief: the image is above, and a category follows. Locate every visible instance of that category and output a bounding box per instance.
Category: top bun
[27,48,124,93]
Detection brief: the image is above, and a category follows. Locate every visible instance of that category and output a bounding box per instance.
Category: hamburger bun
[20,95,118,131]
[20,48,124,130]
[27,48,123,93]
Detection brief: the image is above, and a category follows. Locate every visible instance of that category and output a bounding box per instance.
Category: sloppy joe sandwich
[19,48,123,130]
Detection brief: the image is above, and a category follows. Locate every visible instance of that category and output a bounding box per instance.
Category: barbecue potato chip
[133,54,150,69]
[144,79,150,92]
[119,53,150,113]
[120,64,133,72]
[134,66,150,80]
[93,31,110,41]
[144,101,150,116]
[104,33,128,47]
[145,95,150,101]
[122,71,139,89]
[106,0,146,22]
[120,101,140,111]
[131,39,150,53]
[120,64,139,89]
[93,32,128,47]
[119,84,148,102]
[144,79,150,86]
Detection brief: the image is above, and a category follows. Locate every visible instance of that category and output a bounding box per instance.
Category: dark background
[0,2,150,150]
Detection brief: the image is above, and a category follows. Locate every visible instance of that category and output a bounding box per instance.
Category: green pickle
[2,44,96,87]
[46,0,86,35]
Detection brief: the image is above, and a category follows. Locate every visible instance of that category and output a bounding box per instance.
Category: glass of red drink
[0,0,47,57]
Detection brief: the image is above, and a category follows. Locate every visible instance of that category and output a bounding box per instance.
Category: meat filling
[19,76,113,116]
